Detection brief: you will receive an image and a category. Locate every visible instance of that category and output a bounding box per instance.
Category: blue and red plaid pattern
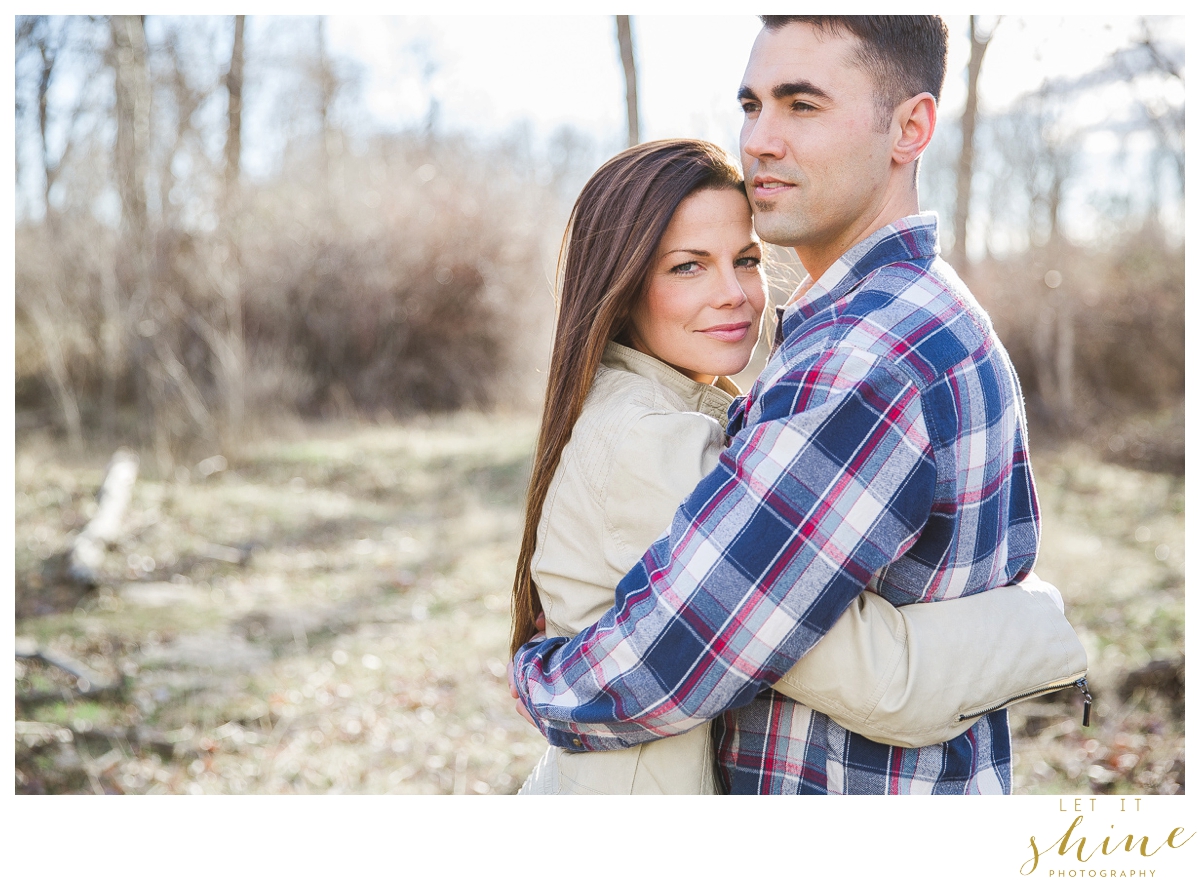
[513,214,1038,794]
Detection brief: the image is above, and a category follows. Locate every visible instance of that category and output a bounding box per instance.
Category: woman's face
[627,187,767,385]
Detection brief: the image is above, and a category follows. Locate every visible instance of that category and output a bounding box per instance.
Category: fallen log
[69,449,139,586]
[14,720,184,761]
[16,643,123,698]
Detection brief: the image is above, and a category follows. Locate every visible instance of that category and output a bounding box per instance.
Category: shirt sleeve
[512,347,939,750]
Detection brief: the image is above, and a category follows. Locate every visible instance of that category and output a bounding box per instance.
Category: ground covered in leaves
[14,414,1184,795]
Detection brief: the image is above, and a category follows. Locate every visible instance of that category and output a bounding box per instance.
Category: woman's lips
[698,322,751,342]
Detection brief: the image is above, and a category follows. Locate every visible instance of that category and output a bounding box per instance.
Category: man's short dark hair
[760,16,948,130]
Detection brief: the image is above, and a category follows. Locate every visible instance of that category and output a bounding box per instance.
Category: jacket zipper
[957,676,1092,726]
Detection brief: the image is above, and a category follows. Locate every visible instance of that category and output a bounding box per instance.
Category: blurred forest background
[13,15,1184,795]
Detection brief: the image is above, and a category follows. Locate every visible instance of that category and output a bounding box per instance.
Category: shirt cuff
[512,636,565,740]
[513,636,648,752]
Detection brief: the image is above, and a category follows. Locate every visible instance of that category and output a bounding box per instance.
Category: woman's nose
[713,267,749,307]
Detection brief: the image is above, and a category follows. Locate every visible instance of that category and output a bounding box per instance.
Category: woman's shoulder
[567,365,726,492]
[576,363,716,448]
[561,366,666,487]
[587,362,677,416]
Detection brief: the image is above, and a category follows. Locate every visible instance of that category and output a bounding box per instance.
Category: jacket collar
[602,341,739,426]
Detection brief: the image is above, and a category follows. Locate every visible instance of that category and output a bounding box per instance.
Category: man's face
[738,23,897,261]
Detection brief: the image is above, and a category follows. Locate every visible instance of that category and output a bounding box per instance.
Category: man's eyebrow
[737,81,833,104]
[772,80,832,102]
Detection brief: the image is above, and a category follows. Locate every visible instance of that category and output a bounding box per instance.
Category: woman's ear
[892,92,937,167]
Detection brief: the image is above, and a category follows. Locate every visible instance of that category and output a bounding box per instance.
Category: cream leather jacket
[519,342,1086,795]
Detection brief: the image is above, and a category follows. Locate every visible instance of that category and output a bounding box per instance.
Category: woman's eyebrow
[663,248,710,258]
[738,242,761,255]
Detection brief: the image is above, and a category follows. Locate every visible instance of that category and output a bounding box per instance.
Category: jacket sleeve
[779,575,1088,747]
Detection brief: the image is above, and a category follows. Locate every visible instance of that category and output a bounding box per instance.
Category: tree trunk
[109,15,161,464]
[951,16,992,270]
[37,24,57,222]
[615,16,639,148]
[224,15,245,203]
[315,17,338,185]
[111,15,149,240]
[221,15,247,443]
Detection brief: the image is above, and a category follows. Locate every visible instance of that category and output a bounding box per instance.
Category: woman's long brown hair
[510,139,744,657]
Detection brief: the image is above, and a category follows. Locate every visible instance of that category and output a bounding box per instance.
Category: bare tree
[950,15,997,271]
[216,15,247,443]
[109,15,152,451]
[224,15,245,203]
[615,16,639,148]
[110,15,179,469]
[32,19,72,223]
[110,15,150,239]
[1132,20,1184,218]
[157,26,209,225]
[315,17,338,183]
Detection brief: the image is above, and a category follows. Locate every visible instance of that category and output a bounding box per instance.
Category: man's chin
[751,215,804,248]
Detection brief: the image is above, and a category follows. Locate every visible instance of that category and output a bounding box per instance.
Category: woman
[511,140,1086,795]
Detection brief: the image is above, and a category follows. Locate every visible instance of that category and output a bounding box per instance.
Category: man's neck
[794,188,921,288]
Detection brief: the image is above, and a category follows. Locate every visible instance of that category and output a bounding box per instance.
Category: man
[510,15,1044,794]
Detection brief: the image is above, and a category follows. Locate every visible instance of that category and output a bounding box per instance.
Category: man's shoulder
[820,257,996,387]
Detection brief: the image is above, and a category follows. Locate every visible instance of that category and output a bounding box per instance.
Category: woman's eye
[736,256,761,269]
[670,261,700,275]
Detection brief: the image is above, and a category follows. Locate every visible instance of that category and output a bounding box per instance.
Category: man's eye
[740,102,760,115]
[792,101,817,112]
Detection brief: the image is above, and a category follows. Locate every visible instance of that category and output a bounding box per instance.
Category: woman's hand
[1019,571,1065,613]
[508,613,546,727]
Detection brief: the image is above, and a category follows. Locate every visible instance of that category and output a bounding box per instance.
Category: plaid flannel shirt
[513,214,1039,794]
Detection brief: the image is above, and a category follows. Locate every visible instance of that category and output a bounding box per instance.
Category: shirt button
[573,738,582,747]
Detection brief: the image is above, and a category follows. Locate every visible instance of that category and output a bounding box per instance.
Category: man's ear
[892,92,937,167]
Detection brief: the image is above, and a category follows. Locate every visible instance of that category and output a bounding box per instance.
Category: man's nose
[741,112,785,161]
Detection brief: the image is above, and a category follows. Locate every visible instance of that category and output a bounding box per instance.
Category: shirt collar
[786,212,941,324]
[602,341,739,426]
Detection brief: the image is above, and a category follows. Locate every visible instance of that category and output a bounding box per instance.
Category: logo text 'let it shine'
[1020,799,1193,875]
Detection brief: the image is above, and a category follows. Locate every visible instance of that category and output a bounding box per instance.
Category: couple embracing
[507,15,1088,795]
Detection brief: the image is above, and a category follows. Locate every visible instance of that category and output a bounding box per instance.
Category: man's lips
[752,177,795,199]
[697,322,752,342]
